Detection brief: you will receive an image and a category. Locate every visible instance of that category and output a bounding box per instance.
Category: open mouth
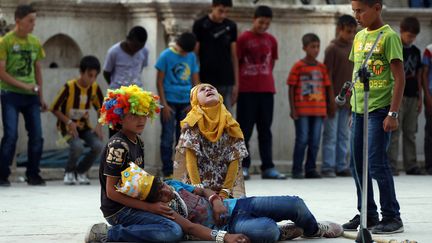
[205,92,215,97]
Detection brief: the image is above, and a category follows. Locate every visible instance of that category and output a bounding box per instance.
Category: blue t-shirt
[155,48,199,104]
[166,180,237,230]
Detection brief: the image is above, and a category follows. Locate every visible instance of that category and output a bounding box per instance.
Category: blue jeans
[292,116,324,175]
[0,91,43,179]
[66,129,103,174]
[106,207,183,242]
[160,102,189,176]
[229,196,318,243]
[350,107,401,219]
[321,108,350,173]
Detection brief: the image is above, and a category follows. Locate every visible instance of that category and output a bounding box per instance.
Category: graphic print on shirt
[171,62,191,84]
[300,70,325,102]
[404,53,419,79]
[242,38,273,76]
[12,47,32,77]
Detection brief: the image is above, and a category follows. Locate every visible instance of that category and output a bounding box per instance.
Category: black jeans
[236,92,275,171]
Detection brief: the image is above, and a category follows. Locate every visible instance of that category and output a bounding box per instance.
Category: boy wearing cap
[156,32,200,178]
[85,85,183,243]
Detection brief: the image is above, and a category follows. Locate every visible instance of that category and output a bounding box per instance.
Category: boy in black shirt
[193,0,239,110]
[387,16,425,175]
[85,85,183,243]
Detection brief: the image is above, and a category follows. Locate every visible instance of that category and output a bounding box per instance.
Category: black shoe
[406,167,425,175]
[305,171,321,179]
[0,178,11,187]
[292,173,304,179]
[336,169,351,177]
[342,214,379,231]
[26,175,46,186]
[371,217,404,234]
[428,168,432,175]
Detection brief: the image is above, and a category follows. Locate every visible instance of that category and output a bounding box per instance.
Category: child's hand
[147,202,175,219]
[94,123,104,140]
[383,116,398,132]
[224,234,250,243]
[162,105,173,122]
[290,110,298,120]
[67,122,79,138]
[231,84,239,106]
[212,199,229,226]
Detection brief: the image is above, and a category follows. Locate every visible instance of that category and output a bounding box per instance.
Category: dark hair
[212,0,233,7]
[400,16,420,35]
[146,177,164,203]
[127,26,148,44]
[254,5,273,18]
[351,0,382,6]
[337,14,357,28]
[15,4,36,20]
[302,33,320,46]
[176,32,197,53]
[79,55,101,74]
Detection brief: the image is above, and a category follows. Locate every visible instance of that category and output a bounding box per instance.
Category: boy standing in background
[236,5,286,180]
[288,33,334,179]
[387,16,424,176]
[321,15,357,178]
[156,32,200,178]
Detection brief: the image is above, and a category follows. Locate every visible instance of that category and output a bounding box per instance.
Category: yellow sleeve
[185,148,201,185]
[220,159,239,198]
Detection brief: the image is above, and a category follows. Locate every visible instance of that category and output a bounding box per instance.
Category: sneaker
[342,214,379,231]
[321,171,336,178]
[242,167,250,180]
[84,223,108,243]
[77,173,91,185]
[279,223,303,240]
[262,168,286,179]
[336,169,351,177]
[26,175,46,186]
[0,178,11,187]
[306,221,343,238]
[64,172,76,185]
[371,217,404,234]
[305,171,321,179]
[406,167,426,175]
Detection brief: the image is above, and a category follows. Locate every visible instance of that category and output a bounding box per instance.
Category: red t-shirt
[287,60,331,117]
[237,31,278,93]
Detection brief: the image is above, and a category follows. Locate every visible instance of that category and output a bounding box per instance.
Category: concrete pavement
[0,173,431,243]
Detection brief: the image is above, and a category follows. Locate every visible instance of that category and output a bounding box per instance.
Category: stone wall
[0,0,431,174]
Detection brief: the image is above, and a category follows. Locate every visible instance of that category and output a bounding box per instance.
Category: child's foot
[77,173,91,185]
[279,223,303,240]
[64,172,76,185]
[85,223,108,243]
[308,221,343,238]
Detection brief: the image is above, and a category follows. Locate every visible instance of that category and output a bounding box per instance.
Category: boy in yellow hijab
[174,83,248,198]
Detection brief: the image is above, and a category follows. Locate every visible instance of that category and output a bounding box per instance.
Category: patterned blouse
[175,126,248,193]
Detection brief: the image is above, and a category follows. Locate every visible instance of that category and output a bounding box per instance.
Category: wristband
[209,194,221,204]
[32,84,39,93]
[193,183,204,188]
[216,230,227,243]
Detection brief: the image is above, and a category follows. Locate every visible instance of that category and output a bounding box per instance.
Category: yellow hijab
[181,84,243,142]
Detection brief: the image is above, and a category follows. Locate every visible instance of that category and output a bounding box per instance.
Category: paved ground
[0,173,430,243]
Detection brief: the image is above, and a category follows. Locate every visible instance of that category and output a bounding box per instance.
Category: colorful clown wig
[99,85,161,128]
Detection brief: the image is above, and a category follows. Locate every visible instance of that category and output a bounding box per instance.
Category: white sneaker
[84,222,108,243]
[77,173,90,185]
[64,172,76,185]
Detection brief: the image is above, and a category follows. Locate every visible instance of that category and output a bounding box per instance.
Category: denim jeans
[105,207,183,242]
[229,196,318,243]
[292,116,324,175]
[350,107,401,219]
[66,129,103,174]
[321,108,350,173]
[0,91,43,179]
[236,93,275,171]
[160,102,189,176]
[424,112,432,171]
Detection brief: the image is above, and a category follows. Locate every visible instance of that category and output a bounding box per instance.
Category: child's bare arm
[288,85,297,120]
[423,65,432,116]
[384,60,405,132]
[105,176,174,219]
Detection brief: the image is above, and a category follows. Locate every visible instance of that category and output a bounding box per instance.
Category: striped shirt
[287,60,331,117]
[51,79,104,135]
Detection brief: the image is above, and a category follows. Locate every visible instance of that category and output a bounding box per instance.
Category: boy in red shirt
[288,33,334,179]
[236,5,285,180]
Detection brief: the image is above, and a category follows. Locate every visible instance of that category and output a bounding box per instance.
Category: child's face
[303,41,320,59]
[158,183,175,203]
[338,25,357,43]
[126,39,145,54]
[252,17,272,34]
[121,113,148,135]
[210,5,230,23]
[400,31,417,46]
[351,1,381,29]
[16,13,36,34]
[80,69,99,87]
[196,84,220,107]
